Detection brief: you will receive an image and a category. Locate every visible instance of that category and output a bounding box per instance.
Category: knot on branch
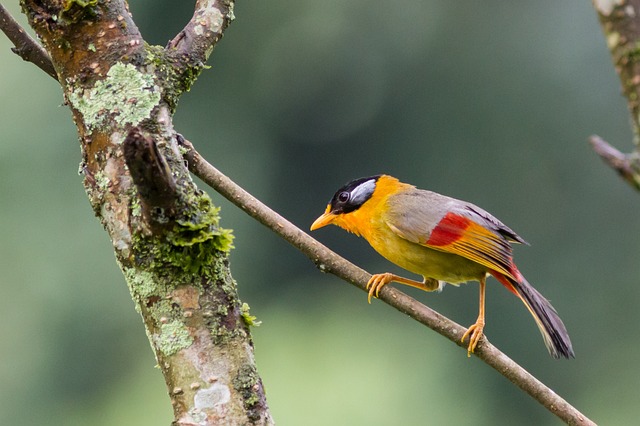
[124,127,178,221]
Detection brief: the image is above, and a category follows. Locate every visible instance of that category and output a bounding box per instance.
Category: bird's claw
[366,273,393,303]
[461,319,485,357]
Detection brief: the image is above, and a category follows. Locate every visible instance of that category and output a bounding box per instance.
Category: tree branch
[167,0,234,57]
[18,1,272,424]
[181,137,596,426]
[0,3,57,80]
[590,134,640,189]
[591,0,640,190]
[164,0,235,99]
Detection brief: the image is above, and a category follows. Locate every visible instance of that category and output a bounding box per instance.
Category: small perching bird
[310,174,574,358]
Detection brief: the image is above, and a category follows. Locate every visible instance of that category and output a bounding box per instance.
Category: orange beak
[310,205,337,231]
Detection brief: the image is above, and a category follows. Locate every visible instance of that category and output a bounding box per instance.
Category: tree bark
[17,0,272,424]
[591,0,640,190]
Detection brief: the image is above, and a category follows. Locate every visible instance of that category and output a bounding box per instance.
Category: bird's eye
[338,191,350,203]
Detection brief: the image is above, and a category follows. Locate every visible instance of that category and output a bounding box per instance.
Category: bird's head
[310,174,417,237]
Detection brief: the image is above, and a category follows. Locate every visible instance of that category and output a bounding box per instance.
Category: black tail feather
[512,277,574,359]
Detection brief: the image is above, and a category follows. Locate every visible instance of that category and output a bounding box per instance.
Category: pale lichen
[607,31,621,50]
[198,2,225,34]
[194,383,231,411]
[594,0,625,16]
[67,62,161,132]
[226,2,235,21]
[124,268,158,300]
[156,319,193,356]
[93,170,110,192]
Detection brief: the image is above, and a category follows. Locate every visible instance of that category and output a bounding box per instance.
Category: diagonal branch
[0,3,57,80]
[180,137,596,426]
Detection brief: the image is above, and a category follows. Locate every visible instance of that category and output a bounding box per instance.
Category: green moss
[156,319,193,356]
[67,62,161,132]
[240,303,261,327]
[166,191,234,272]
[172,217,234,251]
[130,188,233,282]
[164,229,233,276]
[64,0,98,8]
[60,0,99,23]
[130,197,142,217]
[233,364,262,416]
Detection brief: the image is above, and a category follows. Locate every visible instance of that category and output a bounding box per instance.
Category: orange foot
[366,273,395,303]
[461,318,485,357]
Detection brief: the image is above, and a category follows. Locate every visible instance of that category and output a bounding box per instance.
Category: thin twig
[180,137,595,426]
[589,135,640,190]
[0,3,57,80]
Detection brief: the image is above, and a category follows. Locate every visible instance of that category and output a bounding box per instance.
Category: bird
[310,174,574,358]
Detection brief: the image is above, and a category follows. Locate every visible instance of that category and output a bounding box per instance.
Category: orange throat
[332,212,367,237]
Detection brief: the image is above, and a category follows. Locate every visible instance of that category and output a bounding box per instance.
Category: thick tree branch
[0,3,57,80]
[181,138,596,426]
[592,0,640,190]
[18,1,271,424]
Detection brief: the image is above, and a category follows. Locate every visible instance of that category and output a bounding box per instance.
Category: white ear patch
[349,179,376,205]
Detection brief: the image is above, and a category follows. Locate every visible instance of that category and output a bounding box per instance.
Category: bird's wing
[385,190,521,280]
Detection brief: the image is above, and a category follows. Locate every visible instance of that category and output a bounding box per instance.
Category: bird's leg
[366,273,439,303]
[461,277,486,357]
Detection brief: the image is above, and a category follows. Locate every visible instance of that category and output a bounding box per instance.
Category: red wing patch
[426,212,517,280]
[426,212,472,247]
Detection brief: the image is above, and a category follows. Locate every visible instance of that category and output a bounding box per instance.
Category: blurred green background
[1,1,637,425]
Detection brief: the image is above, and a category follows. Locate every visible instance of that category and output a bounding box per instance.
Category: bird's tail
[491,270,574,359]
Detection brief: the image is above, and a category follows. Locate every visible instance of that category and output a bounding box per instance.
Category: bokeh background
[1,1,637,424]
